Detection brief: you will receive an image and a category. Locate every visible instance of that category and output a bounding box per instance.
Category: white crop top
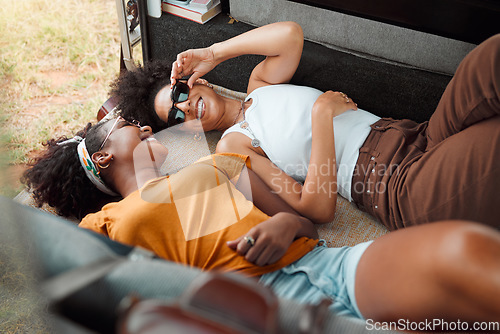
[221,84,380,201]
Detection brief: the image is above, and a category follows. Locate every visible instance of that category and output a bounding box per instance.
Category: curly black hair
[110,60,172,132]
[22,122,120,220]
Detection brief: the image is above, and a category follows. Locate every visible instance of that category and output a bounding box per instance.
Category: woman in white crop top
[160,22,362,224]
[114,22,500,229]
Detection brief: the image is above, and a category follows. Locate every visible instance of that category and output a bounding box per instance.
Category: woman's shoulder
[217,132,251,153]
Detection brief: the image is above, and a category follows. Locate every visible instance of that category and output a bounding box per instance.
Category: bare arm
[170,21,303,93]
[227,163,318,267]
[218,91,357,223]
[234,165,318,239]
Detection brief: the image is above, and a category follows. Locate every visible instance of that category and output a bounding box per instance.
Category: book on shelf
[162,0,221,24]
[188,0,213,11]
[165,0,191,6]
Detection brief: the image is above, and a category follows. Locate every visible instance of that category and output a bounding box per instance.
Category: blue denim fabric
[259,240,372,319]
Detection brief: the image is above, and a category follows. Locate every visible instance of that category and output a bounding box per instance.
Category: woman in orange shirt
[24,116,500,325]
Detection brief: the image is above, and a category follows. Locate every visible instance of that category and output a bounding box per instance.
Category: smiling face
[97,118,169,175]
[154,82,226,132]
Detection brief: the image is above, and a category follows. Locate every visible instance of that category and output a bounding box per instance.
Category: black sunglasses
[167,81,190,127]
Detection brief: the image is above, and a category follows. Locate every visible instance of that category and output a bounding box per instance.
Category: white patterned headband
[59,135,119,196]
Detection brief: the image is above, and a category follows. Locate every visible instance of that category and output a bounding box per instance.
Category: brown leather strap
[118,271,279,334]
[97,96,119,121]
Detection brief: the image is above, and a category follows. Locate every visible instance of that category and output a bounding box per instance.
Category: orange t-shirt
[79,153,318,277]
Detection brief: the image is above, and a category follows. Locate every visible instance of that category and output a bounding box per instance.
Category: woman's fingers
[171,60,183,85]
[187,72,202,88]
[249,246,275,266]
[336,91,358,110]
[244,237,288,266]
[338,91,351,103]
[226,237,242,250]
[229,220,293,266]
[245,238,277,266]
[171,57,200,88]
[232,233,273,266]
[243,238,263,263]
[171,51,191,83]
[233,234,257,256]
[172,48,216,87]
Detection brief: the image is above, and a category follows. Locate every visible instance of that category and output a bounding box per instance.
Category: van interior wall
[147,1,467,122]
[230,0,477,75]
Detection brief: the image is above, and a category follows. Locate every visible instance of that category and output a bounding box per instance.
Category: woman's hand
[227,212,310,266]
[171,46,217,87]
[171,22,303,93]
[313,90,358,118]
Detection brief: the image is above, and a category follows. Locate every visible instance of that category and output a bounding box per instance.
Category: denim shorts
[259,240,372,319]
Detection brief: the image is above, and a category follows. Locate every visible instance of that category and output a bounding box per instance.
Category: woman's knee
[471,34,500,70]
[431,221,500,279]
[482,34,500,51]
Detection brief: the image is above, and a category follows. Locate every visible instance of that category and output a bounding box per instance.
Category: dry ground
[0,0,122,198]
[0,0,123,331]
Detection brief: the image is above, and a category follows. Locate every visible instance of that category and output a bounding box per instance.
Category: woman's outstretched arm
[227,163,318,267]
[234,164,318,239]
[218,91,357,223]
[170,21,303,93]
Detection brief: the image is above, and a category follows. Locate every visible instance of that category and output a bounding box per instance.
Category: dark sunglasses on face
[167,81,190,127]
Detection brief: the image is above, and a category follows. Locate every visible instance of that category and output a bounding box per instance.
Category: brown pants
[352,34,500,230]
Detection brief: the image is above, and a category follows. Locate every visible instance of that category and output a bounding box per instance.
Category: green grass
[0,242,52,333]
[0,0,123,331]
[0,0,122,198]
